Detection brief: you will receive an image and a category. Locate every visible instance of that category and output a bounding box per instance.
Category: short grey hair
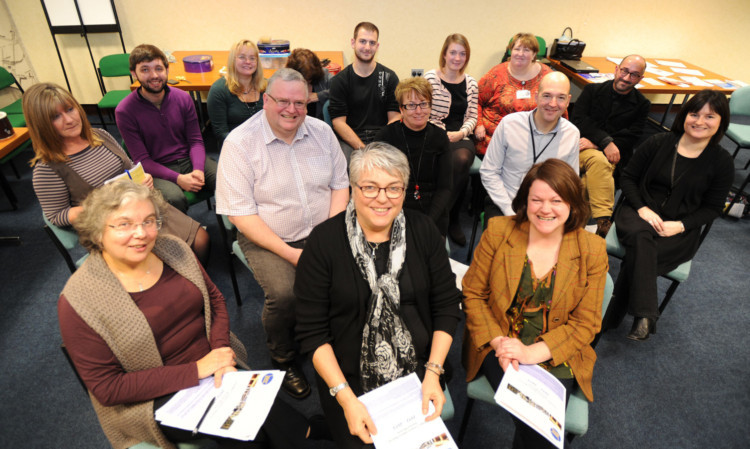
[266,67,308,96]
[74,180,168,253]
[349,142,410,187]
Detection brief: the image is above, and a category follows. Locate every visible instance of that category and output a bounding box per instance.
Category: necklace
[115,263,152,292]
[400,123,428,200]
[367,241,381,259]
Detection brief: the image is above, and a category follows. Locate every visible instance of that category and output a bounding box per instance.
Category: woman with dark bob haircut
[608,89,733,341]
[463,158,608,448]
[285,48,332,120]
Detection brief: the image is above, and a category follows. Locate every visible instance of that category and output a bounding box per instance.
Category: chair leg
[724,171,750,217]
[44,226,77,273]
[658,280,681,315]
[205,197,212,211]
[731,144,740,159]
[9,159,20,179]
[457,398,476,444]
[466,212,481,263]
[215,214,242,306]
[97,107,108,131]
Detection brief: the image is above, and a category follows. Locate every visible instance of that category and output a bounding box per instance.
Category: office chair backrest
[729,85,750,117]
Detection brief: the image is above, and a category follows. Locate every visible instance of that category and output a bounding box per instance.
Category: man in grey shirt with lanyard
[216,68,349,399]
[480,72,579,219]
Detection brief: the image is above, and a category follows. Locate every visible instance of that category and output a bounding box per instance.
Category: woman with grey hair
[59,181,314,448]
[295,142,462,448]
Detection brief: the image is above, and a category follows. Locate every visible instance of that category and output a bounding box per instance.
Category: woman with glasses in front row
[295,143,462,449]
[375,77,452,236]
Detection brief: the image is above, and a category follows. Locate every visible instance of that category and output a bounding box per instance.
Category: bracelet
[424,362,445,375]
[329,381,349,397]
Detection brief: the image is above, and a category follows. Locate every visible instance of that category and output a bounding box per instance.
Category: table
[0,127,30,211]
[130,50,344,125]
[130,50,344,92]
[549,56,736,128]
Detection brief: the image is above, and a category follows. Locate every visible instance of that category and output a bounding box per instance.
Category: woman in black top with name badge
[376,77,452,236]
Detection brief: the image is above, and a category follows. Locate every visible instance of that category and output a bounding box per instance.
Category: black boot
[272,360,311,399]
[626,317,656,341]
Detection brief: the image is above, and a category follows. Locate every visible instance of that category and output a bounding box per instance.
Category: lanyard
[529,114,558,163]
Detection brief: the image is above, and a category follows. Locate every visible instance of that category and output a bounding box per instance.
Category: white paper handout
[646,67,674,77]
[654,59,686,68]
[156,370,284,441]
[640,78,666,86]
[678,76,713,87]
[672,67,705,77]
[358,372,458,449]
[104,161,147,185]
[494,364,567,449]
[449,258,469,291]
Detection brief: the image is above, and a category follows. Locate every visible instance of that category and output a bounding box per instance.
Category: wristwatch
[329,381,349,397]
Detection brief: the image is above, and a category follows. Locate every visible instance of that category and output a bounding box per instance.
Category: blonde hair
[395,77,433,106]
[23,83,102,166]
[225,39,266,97]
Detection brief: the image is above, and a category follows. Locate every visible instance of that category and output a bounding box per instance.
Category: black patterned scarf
[345,200,417,392]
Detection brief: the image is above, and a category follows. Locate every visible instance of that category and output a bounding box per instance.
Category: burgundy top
[58,264,230,407]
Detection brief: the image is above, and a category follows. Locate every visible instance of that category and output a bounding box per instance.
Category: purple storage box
[183,55,214,73]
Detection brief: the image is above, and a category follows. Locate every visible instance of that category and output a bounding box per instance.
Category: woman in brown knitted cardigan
[58,181,313,449]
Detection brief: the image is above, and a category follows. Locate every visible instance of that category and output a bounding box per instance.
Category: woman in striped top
[25,83,210,263]
[424,33,478,246]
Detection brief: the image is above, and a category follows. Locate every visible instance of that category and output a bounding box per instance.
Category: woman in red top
[475,33,555,155]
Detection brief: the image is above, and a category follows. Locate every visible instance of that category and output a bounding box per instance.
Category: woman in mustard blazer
[462,159,608,448]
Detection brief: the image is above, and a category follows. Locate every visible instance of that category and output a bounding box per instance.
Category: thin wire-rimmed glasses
[266,93,307,110]
[107,219,162,233]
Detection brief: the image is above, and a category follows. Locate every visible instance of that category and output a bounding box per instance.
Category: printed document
[494,364,567,449]
[156,370,284,441]
[359,373,458,449]
[104,161,146,185]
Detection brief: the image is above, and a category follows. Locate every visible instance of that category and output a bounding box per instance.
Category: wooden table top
[549,56,735,95]
[130,50,344,92]
[0,127,29,160]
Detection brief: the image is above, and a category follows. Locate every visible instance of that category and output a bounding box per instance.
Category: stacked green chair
[457,273,614,444]
[0,67,25,127]
[96,53,132,131]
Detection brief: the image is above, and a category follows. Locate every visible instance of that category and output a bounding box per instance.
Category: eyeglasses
[402,102,431,111]
[107,218,162,233]
[618,67,643,79]
[356,184,405,199]
[237,55,257,62]
[266,93,307,110]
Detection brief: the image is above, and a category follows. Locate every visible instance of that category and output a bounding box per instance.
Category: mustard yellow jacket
[462,216,608,401]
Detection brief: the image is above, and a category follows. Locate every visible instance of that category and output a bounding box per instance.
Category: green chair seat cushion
[98,90,131,109]
[184,189,213,206]
[726,123,750,147]
[1,98,23,115]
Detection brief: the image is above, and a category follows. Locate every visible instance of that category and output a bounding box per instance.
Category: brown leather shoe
[595,217,612,238]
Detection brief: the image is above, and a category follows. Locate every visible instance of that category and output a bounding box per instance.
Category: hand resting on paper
[338,391,378,444]
[490,336,552,372]
[196,347,237,387]
[421,370,445,421]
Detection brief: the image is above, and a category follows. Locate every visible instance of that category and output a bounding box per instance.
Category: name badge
[516,90,531,100]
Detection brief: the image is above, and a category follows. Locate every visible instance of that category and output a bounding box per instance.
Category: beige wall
[7,0,750,104]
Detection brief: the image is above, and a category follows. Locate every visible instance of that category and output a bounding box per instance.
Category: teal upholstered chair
[322,99,332,127]
[43,215,88,272]
[457,272,614,443]
[96,53,132,131]
[604,221,711,316]
[724,86,750,216]
[215,213,253,306]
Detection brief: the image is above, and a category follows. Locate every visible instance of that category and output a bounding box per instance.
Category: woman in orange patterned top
[474,33,555,155]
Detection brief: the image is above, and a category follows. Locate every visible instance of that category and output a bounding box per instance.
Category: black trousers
[480,353,575,449]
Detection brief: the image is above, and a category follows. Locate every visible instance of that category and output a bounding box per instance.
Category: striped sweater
[424,69,478,138]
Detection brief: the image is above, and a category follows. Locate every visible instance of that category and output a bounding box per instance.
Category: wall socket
[411,68,423,77]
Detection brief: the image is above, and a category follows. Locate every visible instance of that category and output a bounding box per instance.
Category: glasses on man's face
[266,93,307,110]
[618,67,643,79]
[107,218,162,233]
[237,55,257,63]
[356,184,405,199]
[402,102,431,111]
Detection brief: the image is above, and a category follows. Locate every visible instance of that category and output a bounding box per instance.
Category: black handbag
[550,27,586,60]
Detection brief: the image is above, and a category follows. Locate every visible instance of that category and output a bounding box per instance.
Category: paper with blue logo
[358,372,457,449]
[494,364,566,449]
[155,370,284,441]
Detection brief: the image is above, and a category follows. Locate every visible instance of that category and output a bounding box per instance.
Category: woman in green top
[462,159,608,448]
[207,39,266,149]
